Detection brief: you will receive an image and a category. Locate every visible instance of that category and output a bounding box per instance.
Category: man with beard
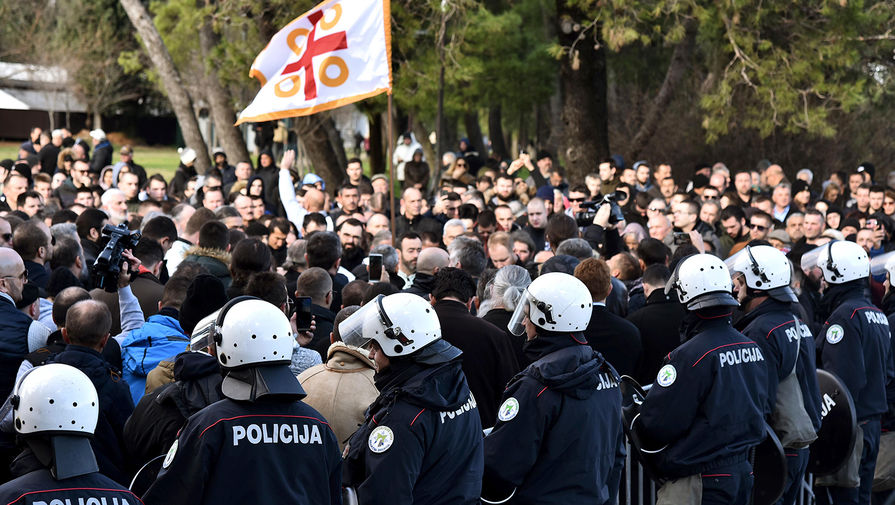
[100,188,128,226]
[719,206,749,258]
[331,184,361,222]
[337,218,367,272]
[490,174,518,208]
[397,232,422,287]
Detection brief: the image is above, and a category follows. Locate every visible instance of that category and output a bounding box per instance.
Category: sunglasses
[568,197,587,203]
[2,270,27,282]
[749,223,768,232]
[703,195,719,200]
[648,207,665,213]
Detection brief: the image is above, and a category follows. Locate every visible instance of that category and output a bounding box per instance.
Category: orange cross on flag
[235,0,392,124]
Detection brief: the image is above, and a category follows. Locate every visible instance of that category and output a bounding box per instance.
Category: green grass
[0,142,182,181]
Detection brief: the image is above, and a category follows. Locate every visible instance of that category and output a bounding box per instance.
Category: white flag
[236,0,391,124]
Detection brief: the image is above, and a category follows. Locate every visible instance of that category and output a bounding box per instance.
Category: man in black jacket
[405,247,449,299]
[627,264,686,384]
[53,300,134,485]
[431,268,521,426]
[575,258,643,378]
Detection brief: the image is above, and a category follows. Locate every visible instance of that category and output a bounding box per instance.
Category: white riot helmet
[507,272,592,336]
[339,293,461,364]
[725,245,797,303]
[190,296,304,401]
[667,254,738,310]
[6,364,100,479]
[816,240,869,284]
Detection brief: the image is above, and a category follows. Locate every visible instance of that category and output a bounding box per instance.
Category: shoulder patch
[826,324,844,345]
[657,364,677,387]
[498,397,520,422]
[162,439,178,469]
[368,426,394,454]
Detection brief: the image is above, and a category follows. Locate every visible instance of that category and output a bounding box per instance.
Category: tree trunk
[198,13,251,164]
[628,21,697,159]
[119,0,211,174]
[410,117,438,194]
[463,111,487,164]
[556,1,608,182]
[323,115,348,171]
[488,105,509,161]
[294,115,344,191]
[368,112,384,175]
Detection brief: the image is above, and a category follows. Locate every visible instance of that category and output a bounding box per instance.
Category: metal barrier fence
[619,441,817,505]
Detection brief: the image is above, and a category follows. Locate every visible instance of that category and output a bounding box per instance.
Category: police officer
[481,272,625,504]
[0,363,141,504]
[813,241,893,505]
[341,292,483,504]
[633,253,768,505]
[142,298,342,505]
[728,245,822,505]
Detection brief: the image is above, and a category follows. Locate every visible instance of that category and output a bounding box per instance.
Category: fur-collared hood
[325,341,376,370]
[184,246,231,264]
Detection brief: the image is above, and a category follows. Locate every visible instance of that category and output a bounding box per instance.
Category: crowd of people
[0,123,893,505]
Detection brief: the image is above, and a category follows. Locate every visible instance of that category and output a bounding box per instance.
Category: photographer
[582,199,623,259]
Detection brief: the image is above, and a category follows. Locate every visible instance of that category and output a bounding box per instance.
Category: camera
[93,224,141,292]
[575,190,627,227]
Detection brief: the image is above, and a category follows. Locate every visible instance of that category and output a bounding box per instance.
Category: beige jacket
[298,342,378,450]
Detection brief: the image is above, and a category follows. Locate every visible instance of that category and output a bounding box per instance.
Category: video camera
[575,190,627,227]
[93,223,141,292]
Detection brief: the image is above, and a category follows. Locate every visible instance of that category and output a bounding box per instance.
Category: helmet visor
[189,311,221,351]
[870,250,895,277]
[337,297,385,349]
[507,289,532,336]
[799,244,827,274]
[724,248,751,276]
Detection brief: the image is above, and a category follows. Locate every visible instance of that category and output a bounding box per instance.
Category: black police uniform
[142,397,342,505]
[0,450,141,504]
[636,309,769,504]
[482,335,625,504]
[815,282,894,505]
[343,359,484,505]
[735,299,822,505]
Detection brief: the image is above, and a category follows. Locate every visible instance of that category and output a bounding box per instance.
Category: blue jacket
[0,296,32,401]
[816,283,894,421]
[120,310,189,403]
[0,449,140,504]
[53,345,135,485]
[736,299,823,431]
[143,396,341,505]
[638,311,768,479]
[483,337,625,505]
[344,360,484,505]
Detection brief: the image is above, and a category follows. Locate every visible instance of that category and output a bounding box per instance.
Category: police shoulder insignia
[657,364,677,387]
[497,397,520,422]
[162,439,178,469]
[368,426,394,454]
[826,324,845,345]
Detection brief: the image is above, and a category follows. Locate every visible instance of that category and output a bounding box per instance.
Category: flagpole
[387,92,396,246]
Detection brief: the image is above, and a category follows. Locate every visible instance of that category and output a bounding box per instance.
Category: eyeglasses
[568,197,587,203]
[749,223,768,232]
[648,207,665,213]
[703,195,719,200]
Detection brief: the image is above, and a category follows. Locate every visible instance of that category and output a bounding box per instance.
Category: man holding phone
[296,267,336,360]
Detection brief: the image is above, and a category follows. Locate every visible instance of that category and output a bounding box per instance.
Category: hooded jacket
[483,335,624,504]
[344,359,483,505]
[168,162,196,199]
[120,309,190,404]
[298,342,379,450]
[123,351,223,475]
[182,246,232,289]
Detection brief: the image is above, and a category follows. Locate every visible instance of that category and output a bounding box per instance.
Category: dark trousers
[817,418,881,505]
[701,460,754,505]
[777,447,810,505]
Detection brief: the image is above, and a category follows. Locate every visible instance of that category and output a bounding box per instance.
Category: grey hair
[444,218,466,232]
[282,239,308,270]
[370,244,399,272]
[492,265,531,311]
[555,238,596,261]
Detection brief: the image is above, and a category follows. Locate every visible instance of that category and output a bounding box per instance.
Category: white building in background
[0,61,88,139]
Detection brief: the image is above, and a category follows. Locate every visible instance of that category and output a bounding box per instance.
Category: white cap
[179,147,197,165]
[89,129,106,141]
